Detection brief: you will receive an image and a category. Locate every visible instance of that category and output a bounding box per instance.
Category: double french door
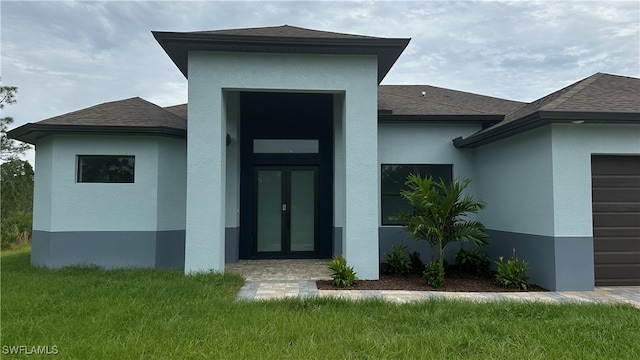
[254,166,318,256]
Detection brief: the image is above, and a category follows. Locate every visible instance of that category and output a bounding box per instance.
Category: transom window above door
[253,139,319,154]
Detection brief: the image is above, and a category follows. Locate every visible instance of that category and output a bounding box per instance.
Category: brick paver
[228,260,640,307]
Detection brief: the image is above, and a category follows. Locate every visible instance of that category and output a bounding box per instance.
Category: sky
[2,0,639,164]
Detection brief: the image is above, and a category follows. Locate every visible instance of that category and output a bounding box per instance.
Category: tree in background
[1,160,34,217]
[1,84,31,161]
[1,84,34,248]
[1,160,34,248]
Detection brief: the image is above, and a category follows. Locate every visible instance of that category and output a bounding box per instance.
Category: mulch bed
[316,267,547,292]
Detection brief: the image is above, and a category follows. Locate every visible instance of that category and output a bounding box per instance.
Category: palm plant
[392,175,489,270]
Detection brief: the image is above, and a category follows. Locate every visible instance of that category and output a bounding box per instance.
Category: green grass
[2,249,639,359]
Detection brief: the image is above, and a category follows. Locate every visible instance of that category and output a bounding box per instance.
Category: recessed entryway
[239,92,334,260]
[592,155,640,286]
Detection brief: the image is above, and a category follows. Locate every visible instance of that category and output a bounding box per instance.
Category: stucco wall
[475,123,640,238]
[333,94,346,231]
[42,135,162,231]
[156,137,188,231]
[377,122,481,261]
[187,51,379,278]
[378,122,481,205]
[551,123,640,236]
[475,127,557,288]
[33,135,187,231]
[224,91,241,263]
[31,134,187,269]
[33,138,54,231]
[224,91,241,228]
[475,126,555,236]
[333,94,346,256]
[475,123,640,290]
[551,123,639,290]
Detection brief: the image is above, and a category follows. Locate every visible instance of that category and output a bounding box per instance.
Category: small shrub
[328,255,357,287]
[455,247,491,277]
[391,175,488,270]
[383,242,411,275]
[476,255,491,277]
[495,248,529,290]
[409,251,424,274]
[442,258,450,271]
[423,261,445,288]
[1,223,21,249]
[1,213,32,249]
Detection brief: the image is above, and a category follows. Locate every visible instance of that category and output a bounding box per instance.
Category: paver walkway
[226,260,640,307]
[226,259,331,281]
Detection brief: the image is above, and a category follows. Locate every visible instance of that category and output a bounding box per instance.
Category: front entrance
[254,166,318,256]
[238,92,334,259]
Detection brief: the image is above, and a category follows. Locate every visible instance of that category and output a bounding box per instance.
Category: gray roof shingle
[7,97,187,144]
[378,85,524,116]
[10,73,638,147]
[162,85,525,122]
[39,97,186,129]
[190,25,381,39]
[503,73,640,123]
[453,73,640,147]
[163,103,187,120]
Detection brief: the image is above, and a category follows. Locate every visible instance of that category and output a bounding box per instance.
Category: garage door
[592,155,640,286]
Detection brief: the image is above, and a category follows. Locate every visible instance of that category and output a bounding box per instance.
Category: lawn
[2,248,639,359]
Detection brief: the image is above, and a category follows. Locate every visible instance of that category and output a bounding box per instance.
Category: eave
[453,110,640,148]
[378,113,503,126]
[152,31,410,84]
[7,124,187,145]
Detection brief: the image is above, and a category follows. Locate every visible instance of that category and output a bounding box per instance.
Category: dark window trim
[77,155,136,183]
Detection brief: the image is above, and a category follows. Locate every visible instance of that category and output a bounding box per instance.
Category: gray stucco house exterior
[8,25,640,291]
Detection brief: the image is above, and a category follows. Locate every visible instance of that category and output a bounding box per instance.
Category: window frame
[380,163,453,226]
[76,155,136,184]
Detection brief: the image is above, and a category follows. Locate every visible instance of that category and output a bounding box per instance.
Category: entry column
[184,59,226,273]
[343,84,379,280]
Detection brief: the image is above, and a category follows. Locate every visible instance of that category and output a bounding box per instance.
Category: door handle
[283,203,290,230]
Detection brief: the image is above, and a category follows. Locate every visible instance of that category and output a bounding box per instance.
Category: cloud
[379,1,639,100]
[1,0,638,133]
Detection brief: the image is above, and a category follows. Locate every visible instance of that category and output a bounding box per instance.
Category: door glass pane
[290,170,315,251]
[253,139,319,153]
[257,170,282,252]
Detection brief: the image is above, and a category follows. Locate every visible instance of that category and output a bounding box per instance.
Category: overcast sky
[2,1,639,163]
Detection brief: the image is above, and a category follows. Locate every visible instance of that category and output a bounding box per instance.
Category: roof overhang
[152,31,410,84]
[453,110,640,148]
[379,113,503,126]
[7,124,186,145]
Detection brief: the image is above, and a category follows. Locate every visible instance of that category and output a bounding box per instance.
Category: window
[77,155,135,183]
[381,164,453,225]
[253,139,319,154]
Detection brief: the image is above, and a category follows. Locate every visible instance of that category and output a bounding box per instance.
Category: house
[8,25,640,291]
